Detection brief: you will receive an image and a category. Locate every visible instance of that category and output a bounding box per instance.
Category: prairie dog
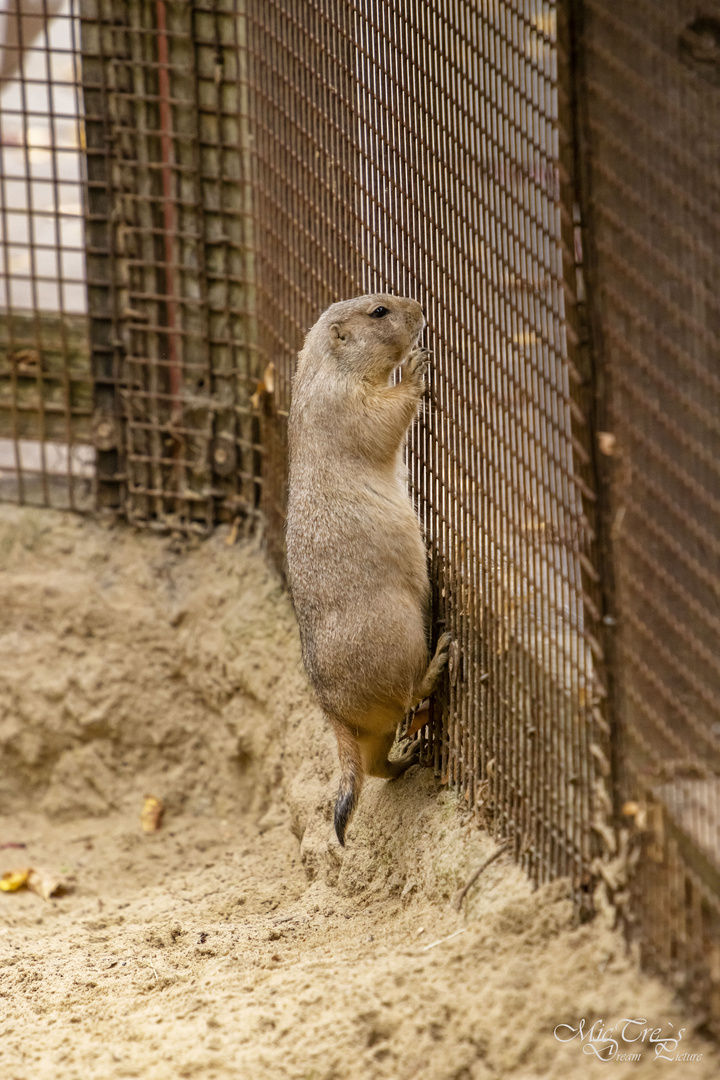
[286,294,451,844]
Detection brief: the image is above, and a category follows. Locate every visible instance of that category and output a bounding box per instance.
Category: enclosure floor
[0,506,717,1079]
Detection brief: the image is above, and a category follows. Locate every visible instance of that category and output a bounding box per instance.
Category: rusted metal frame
[127,7,157,519]
[156,2,181,431]
[164,0,213,531]
[160,1,205,527]
[550,0,611,894]
[125,1,165,522]
[0,59,24,502]
[116,1,208,529]
[80,2,129,510]
[192,0,254,524]
[18,7,50,503]
[40,7,76,507]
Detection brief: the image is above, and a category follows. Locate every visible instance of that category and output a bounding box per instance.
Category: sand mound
[0,505,716,1078]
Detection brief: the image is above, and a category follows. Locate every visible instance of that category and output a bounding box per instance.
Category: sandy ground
[0,505,717,1079]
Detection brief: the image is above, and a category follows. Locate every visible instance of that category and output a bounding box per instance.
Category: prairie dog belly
[287,472,430,719]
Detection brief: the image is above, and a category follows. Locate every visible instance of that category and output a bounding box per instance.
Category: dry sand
[0,505,716,1079]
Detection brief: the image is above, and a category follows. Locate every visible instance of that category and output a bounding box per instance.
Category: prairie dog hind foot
[410,632,452,710]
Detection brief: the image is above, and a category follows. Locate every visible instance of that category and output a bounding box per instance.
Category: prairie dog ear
[330,322,346,343]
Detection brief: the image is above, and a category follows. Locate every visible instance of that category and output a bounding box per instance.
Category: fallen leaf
[141,795,164,833]
[0,868,31,892]
[27,867,69,901]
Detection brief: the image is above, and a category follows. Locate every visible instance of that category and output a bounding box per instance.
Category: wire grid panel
[249,0,608,893]
[80,0,259,530]
[0,0,94,510]
[577,0,720,1026]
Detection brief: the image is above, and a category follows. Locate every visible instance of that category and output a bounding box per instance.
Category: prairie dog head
[299,294,425,384]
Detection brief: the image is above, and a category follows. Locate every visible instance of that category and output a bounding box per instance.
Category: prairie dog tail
[329,717,364,846]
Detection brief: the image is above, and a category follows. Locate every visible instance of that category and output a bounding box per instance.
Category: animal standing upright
[286,294,451,844]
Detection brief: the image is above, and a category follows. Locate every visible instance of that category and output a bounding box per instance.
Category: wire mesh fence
[0,0,93,509]
[0,0,718,1031]
[575,0,720,1029]
[248,0,609,903]
[79,0,260,530]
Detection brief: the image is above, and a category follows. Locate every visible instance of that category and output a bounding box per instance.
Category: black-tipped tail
[334,779,359,846]
[328,716,364,846]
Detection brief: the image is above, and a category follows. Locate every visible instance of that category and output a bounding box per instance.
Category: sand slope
[0,506,716,1078]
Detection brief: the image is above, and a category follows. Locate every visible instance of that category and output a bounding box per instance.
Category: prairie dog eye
[368,306,390,318]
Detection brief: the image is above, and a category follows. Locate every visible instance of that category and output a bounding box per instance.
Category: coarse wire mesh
[0,0,93,510]
[249,0,608,893]
[79,0,259,530]
[577,0,720,1028]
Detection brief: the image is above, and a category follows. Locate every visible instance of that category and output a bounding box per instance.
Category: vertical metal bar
[155,0,180,422]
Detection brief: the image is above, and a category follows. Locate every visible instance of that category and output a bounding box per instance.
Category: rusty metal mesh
[576,0,720,1027]
[248,0,608,896]
[0,0,93,509]
[79,0,259,530]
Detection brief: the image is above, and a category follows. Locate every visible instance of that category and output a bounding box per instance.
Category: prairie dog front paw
[403,347,431,390]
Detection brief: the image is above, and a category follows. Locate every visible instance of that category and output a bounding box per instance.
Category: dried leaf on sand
[141,795,164,833]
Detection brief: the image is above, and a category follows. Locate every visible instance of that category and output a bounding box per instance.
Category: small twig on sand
[453,841,510,911]
[421,927,468,952]
[138,958,159,982]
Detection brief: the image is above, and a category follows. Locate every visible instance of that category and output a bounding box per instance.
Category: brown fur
[285,294,451,844]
